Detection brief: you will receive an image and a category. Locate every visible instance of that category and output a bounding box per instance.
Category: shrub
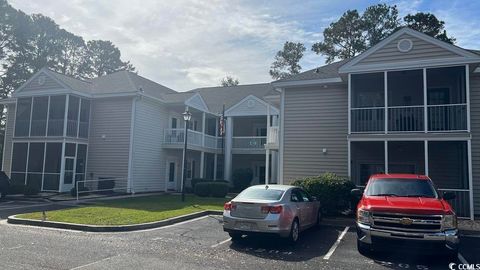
[194,182,210,197]
[209,182,229,198]
[23,185,39,196]
[97,178,115,194]
[194,181,230,198]
[191,178,210,189]
[70,186,90,197]
[292,172,356,215]
[8,184,26,195]
[232,168,253,192]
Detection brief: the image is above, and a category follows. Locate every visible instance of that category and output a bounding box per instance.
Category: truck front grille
[371,212,442,232]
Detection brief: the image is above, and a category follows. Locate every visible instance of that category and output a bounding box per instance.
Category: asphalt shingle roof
[274,59,349,83]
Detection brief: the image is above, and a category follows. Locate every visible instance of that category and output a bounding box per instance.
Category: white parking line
[323,226,350,260]
[211,237,231,248]
[458,253,469,264]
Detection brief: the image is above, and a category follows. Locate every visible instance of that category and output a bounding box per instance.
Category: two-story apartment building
[274,28,480,219]
[0,70,280,194]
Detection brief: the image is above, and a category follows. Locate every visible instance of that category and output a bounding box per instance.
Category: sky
[8,0,480,91]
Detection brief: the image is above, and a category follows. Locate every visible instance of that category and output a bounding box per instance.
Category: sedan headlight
[442,214,457,230]
[357,209,371,225]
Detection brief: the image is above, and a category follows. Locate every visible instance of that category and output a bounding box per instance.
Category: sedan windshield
[365,179,437,198]
[235,188,285,201]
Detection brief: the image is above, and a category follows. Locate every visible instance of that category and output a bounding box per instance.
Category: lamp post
[181,109,192,202]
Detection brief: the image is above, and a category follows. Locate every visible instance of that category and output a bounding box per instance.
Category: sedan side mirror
[443,192,456,200]
[351,189,363,198]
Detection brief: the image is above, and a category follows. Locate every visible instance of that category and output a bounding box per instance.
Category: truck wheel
[288,219,300,244]
[229,232,242,242]
[357,239,371,256]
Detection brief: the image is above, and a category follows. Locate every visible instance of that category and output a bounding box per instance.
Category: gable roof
[187,83,276,114]
[272,59,348,86]
[46,70,93,93]
[339,27,480,73]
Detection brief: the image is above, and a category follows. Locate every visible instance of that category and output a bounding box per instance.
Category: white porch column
[265,149,270,185]
[271,151,278,183]
[224,117,233,181]
[213,153,218,180]
[200,151,205,178]
[201,112,206,147]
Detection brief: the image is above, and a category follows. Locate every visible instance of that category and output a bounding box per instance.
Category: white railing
[47,119,64,136]
[438,188,471,218]
[351,107,385,133]
[232,136,267,150]
[66,120,78,137]
[164,128,219,149]
[427,104,467,131]
[351,104,468,133]
[388,105,424,132]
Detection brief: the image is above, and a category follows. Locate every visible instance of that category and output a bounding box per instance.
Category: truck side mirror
[351,189,363,198]
[442,192,456,200]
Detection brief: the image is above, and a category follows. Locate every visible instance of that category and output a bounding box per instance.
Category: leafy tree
[220,76,239,87]
[404,12,455,44]
[84,40,135,78]
[312,5,456,63]
[270,41,306,80]
[363,4,400,47]
[312,10,366,64]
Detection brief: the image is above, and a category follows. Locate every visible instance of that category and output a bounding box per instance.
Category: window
[365,179,437,198]
[43,143,62,191]
[11,143,28,185]
[15,98,32,136]
[171,118,177,128]
[48,95,66,136]
[67,96,80,137]
[428,141,468,189]
[65,143,76,157]
[79,99,90,138]
[75,144,87,182]
[30,96,48,136]
[27,143,45,173]
[236,188,284,201]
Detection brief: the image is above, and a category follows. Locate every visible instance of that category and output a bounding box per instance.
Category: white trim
[1,104,10,171]
[27,97,33,137]
[348,74,351,135]
[467,139,474,220]
[185,93,209,113]
[15,89,91,99]
[127,97,137,194]
[63,95,69,137]
[347,140,351,178]
[424,140,429,176]
[76,98,82,138]
[466,65,471,132]
[59,142,66,192]
[423,68,428,133]
[224,94,279,116]
[92,92,137,99]
[384,141,388,173]
[271,77,343,88]
[340,57,480,74]
[279,89,285,184]
[384,71,388,134]
[348,135,471,142]
[339,28,480,73]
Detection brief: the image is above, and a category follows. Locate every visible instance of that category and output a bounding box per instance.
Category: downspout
[127,96,137,194]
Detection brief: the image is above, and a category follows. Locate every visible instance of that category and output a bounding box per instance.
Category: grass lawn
[17,194,228,225]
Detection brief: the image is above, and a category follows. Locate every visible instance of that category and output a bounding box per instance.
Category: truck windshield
[365,179,438,198]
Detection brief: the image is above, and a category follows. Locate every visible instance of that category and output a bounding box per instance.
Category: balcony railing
[351,104,467,133]
[232,137,266,150]
[163,128,221,149]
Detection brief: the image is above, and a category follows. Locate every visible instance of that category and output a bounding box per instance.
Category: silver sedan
[223,185,322,243]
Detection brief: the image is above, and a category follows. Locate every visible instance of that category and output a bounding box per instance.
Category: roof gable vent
[397,38,413,52]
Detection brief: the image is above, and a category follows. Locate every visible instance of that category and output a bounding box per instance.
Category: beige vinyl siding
[282,85,348,184]
[20,74,63,92]
[86,97,132,185]
[357,33,459,66]
[2,103,16,176]
[130,97,169,192]
[469,71,480,216]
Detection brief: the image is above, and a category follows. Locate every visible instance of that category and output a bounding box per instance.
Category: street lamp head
[183,110,192,121]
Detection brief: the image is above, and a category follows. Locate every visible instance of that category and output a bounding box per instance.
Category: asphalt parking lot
[0,199,479,269]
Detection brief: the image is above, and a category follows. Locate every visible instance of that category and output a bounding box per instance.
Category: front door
[166,161,176,191]
[62,157,75,192]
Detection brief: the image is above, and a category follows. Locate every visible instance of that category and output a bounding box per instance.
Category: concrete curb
[7,210,223,232]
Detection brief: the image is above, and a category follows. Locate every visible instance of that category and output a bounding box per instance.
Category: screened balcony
[350,66,468,133]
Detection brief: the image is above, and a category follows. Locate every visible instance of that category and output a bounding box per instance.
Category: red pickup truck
[352,174,459,259]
